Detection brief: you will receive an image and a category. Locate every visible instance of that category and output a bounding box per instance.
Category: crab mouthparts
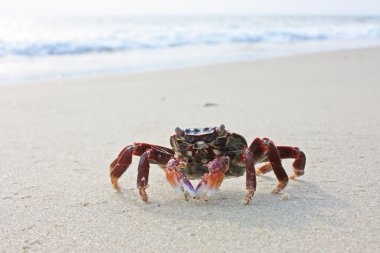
[193,141,208,149]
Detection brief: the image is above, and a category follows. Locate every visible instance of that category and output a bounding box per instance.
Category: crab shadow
[116,174,348,230]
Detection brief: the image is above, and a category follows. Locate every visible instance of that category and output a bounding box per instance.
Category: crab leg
[109,143,174,201]
[255,162,273,175]
[110,145,135,191]
[250,138,289,194]
[136,149,152,202]
[242,147,256,205]
[253,146,306,179]
[277,146,306,179]
[195,156,229,200]
[137,148,180,202]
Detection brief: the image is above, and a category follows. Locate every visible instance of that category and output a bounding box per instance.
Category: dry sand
[1,48,379,252]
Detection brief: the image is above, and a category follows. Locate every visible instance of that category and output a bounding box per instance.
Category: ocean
[1,15,380,83]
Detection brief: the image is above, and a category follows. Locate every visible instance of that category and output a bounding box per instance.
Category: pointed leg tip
[111,176,121,192]
[242,197,250,205]
[271,181,288,194]
[290,170,304,180]
[242,199,250,205]
[139,187,148,203]
[243,189,254,205]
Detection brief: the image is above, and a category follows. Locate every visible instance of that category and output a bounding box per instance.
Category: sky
[1,0,380,16]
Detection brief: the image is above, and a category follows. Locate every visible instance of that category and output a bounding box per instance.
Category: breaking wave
[1,15,380,57]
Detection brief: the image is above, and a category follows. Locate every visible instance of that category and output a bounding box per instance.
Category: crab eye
[185,136,195,143]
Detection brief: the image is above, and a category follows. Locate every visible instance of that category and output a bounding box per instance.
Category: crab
[109,125,306,205]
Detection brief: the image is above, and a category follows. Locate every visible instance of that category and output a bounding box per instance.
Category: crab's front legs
[195,156,230,200]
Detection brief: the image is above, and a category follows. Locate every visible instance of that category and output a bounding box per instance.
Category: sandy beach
[1,47,379,252]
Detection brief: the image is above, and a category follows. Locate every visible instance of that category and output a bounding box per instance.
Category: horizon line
[1,12,380,18]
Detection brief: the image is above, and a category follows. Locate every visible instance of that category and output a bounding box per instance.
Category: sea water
[0,15,380,83]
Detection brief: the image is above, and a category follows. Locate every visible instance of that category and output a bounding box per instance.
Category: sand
[0,48,379,252]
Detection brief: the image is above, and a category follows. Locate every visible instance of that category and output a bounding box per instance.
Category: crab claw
[165,157,196,198]
[196,171,225,199]
[180,176,196,198]
[166,170,196,198]
[165,169,182,193]
[195,156,229,199]
[166,157,187,170]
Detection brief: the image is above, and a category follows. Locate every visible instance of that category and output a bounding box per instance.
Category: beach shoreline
[2,45,380,87]
[1,47,379,252]
[1,14,380,84]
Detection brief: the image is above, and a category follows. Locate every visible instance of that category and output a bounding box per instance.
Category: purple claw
[180,175,196,197]
[195,176,207,198]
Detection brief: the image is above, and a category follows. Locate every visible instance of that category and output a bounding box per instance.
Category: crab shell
[170,125,248,179]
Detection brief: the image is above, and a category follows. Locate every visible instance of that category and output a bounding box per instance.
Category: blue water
[1,15,380,83]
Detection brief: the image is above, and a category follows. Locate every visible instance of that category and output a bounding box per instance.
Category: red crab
[109,125,306,204]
